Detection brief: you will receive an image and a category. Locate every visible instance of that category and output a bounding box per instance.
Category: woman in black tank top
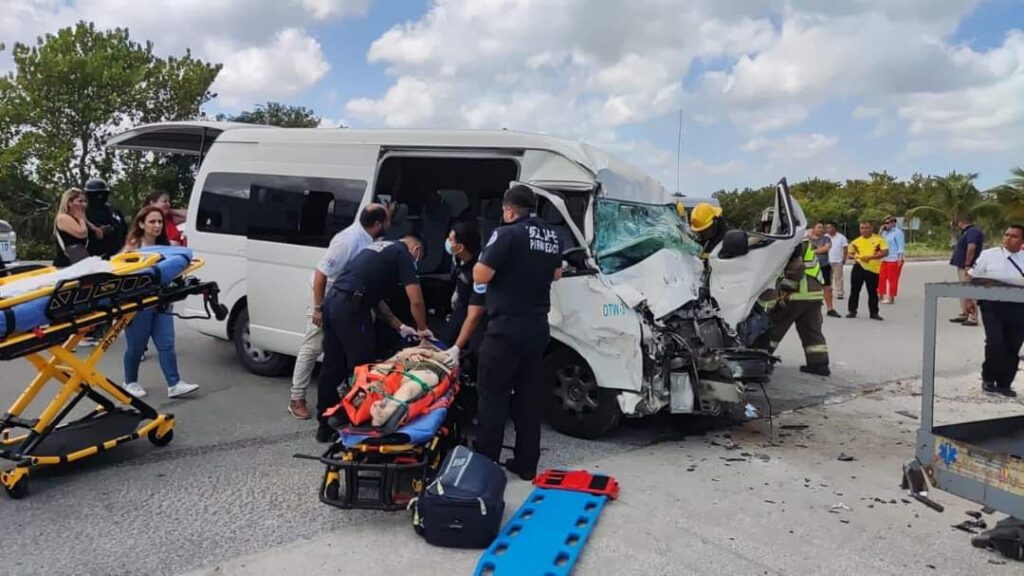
[53,187,100,267]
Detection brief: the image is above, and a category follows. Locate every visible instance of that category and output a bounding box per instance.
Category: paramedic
[316,235,429,442]
[442,221,487,359]
[473,185,563,481]
[289,204,390,420]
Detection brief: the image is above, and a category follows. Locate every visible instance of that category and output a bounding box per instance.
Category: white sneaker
[167,381,199,398]
[123,382,148,398]
[140,351,149,362]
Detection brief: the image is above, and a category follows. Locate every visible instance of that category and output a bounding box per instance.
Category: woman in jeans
[121,206,199,399]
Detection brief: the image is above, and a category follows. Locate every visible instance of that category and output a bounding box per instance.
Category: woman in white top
[120,206,200,400]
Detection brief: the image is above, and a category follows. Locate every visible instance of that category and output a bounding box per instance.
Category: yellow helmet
[690,202,723,232]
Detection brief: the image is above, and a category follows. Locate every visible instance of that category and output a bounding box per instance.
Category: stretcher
[295,348,468,511]
[0,246,227,498]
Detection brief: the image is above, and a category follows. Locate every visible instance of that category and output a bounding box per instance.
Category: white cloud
[346,77,442,128]
[0,0,370,105]
[209,29,331,106]
[744,133,838,160]
[853,106,884,120]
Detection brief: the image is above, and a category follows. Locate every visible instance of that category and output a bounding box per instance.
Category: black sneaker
[997,387,1018,398]
[800,364,831,377]
[845,312,857,318]
[315,422,336,443]
[870,314,884,321]
[827,310,841,318]
[982,381,999,394]
[502,458,536,482]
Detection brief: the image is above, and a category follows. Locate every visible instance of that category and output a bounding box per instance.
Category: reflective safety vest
[789,239,825,301]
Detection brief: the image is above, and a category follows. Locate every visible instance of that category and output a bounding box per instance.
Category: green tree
[991,167,1024,223]
[0,21,220,246]
[217,101,322,128]
[905,171,999,244]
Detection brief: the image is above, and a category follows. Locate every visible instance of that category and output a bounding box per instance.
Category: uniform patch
[473,282,488,294]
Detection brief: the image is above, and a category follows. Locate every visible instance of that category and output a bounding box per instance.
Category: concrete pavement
[0,261,1015,575]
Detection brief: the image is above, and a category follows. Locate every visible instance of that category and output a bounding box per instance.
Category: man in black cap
[84,178,127,259]
[473,184,563,480]
[315,235,431,442]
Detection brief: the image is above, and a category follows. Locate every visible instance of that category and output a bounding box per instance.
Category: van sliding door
[245,144,380,356]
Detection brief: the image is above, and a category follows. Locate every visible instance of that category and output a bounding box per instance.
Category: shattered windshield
[594,199,702,275]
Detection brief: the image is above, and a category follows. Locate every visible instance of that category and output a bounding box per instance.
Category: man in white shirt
[288,204,390,419]
[826,222,849,300]
[968,225,1024,398]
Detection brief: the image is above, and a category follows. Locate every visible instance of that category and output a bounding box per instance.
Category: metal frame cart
[0,253,226,498]
[915,282,1024,518]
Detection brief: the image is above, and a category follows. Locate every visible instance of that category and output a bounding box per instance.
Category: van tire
[543,348,622,439]
[233,307,291,377]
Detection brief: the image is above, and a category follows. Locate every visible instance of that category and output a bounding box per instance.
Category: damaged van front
[534,166,804,439]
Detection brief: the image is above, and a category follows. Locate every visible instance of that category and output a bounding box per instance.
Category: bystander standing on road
[968,225,1024,398]
[808,221,838,318]
[847,221,888,321]
[826,222,848,301]
[950,214,984,326]
[878,216,905,304]
[52,187,100,268]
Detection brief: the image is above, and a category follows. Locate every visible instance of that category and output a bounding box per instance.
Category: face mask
[444,238,453,255]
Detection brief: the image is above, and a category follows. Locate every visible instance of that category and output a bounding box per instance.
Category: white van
[108,123,805,438]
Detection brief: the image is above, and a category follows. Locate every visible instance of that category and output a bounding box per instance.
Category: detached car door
[709,179,806,329]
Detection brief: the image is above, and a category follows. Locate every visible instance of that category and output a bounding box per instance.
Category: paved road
[0,262,988,575]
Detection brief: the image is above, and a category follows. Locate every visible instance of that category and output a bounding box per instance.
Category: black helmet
[84,178,110,194]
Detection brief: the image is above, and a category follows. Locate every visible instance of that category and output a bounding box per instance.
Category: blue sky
[4,0,1024,195]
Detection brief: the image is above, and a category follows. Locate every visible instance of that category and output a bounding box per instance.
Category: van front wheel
[543,348,622,439]
[233,308,291,376]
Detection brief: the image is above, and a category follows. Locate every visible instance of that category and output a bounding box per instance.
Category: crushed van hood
[603,249,703,319]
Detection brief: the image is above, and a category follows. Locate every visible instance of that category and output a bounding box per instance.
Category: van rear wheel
[543,348,622,439]
[233,308,291,376]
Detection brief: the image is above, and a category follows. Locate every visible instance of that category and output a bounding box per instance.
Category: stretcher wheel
[4,475,29,499]
[148,428,174,447]
[324,478,340,501]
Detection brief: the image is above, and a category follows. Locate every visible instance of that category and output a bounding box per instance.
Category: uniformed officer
[316,235,430,442]
[441,221,487,359]
[689,202,727,255]
[760,237,831,376]
[473,185,563,480]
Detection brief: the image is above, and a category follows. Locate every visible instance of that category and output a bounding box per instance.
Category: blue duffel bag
[413,445,507,549]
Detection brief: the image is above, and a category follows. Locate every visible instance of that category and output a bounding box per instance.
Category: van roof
[108,123,673,204]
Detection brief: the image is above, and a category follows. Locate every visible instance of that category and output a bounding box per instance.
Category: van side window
[247,175,366,247]
[197,173,253,236]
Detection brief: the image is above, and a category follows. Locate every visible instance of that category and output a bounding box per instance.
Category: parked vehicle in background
[0,220,17,266]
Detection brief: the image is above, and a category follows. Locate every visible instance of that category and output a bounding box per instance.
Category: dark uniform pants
[768,299,829,367]
[475,317,550,475]
[317,292,376,422]
[849,264,880,316]
[980,301,1024,390]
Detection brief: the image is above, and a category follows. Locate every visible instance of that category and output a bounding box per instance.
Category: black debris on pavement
[781,424,809,430]
[837,453,857,462]
[966,511,982,520]
[895,410,918,421]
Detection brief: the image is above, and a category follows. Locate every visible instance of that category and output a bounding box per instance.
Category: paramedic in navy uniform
[316,235,431,442]
[473,185,563,480]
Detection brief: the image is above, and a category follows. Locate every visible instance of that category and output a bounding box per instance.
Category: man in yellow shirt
[846,221,889,321]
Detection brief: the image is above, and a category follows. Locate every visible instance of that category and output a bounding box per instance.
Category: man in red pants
[878,216,905,304]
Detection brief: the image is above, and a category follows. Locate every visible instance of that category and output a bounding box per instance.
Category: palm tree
[905,171,999,245]
[991,167,1024,222]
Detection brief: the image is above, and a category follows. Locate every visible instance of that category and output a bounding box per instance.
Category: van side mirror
[718,229,750,259]
[562,246,593,272]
